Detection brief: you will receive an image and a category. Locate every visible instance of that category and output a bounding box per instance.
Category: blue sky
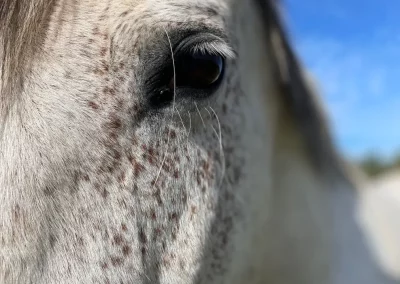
[284,0,400,160]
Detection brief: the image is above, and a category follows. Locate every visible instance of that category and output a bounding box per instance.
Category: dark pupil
[170,53,224,89]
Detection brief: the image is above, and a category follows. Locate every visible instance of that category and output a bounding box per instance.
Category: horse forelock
[0,0,56,107]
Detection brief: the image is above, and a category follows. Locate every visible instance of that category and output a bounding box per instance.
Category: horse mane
[0,0,55,142]
[253,0,353,182]
[0,0,55,108]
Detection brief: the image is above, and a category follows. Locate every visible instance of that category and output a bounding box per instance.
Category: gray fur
[0,0,397,283]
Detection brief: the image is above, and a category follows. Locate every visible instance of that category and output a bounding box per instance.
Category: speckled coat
[0,0,397,284]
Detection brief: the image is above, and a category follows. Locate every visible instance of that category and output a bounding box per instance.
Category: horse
[0,0,398,283]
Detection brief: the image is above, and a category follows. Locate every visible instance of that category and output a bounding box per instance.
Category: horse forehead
[103,0,228,19]
[55,0,231,48]
[130,0,226,10]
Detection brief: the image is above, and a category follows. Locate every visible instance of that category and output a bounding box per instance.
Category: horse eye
[169,52,224,89]
[149,51,225,108]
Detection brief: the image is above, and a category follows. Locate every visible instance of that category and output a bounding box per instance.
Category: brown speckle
[49,234,56,249]
[93,67,105,76]
[64,71,72,79]
[100,47,107,57]
[110,256,123,266]
[153,227,162,241]
[139,228,147,244]
[102,188,109,199]
[112,150,121,160]
[44,186,54,196]
[12,205,20,222]
[100,262,108,270]
[118,172,126,183]
[169,212,178,221]
[121,223,128,232]
[113,234,124,246]
[106,116,122,129]
[88,101,99,110]
[122,245,131,256]
[132,161,144,177]
[77,237,84,246]
[93,27,100,35]
[153,188,162,205]
[150,209,157,220]
[103,86,116,96]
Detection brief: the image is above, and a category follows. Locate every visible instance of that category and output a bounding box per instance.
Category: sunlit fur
[358,171,400,280]
[0,0,398,283]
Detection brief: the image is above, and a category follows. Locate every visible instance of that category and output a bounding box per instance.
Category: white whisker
[175,106,187,135]
[195,102,206,129]
[164,27,177,109]
[154,27,177,187]
[0,109,8,144]
[205,108,217,138]
[207,106,226,188]
[187,111,192,140]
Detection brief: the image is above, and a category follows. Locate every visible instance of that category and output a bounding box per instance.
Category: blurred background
[284,0,400,177]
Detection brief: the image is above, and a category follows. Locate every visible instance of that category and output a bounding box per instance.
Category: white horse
[0,0,398,283]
